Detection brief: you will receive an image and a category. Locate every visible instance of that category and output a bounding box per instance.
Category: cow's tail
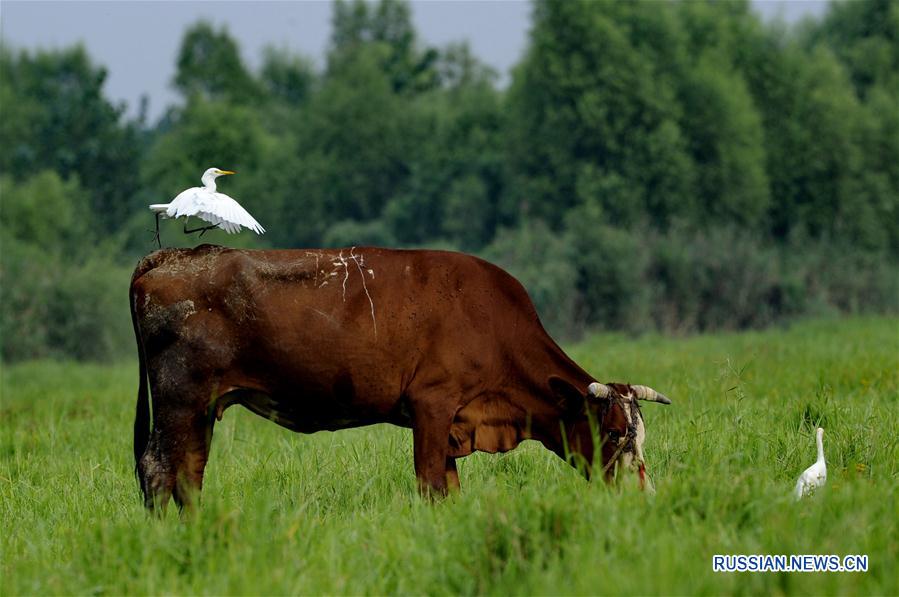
[131,283,151,478]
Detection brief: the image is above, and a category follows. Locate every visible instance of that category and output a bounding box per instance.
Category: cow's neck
[507,336,596,457]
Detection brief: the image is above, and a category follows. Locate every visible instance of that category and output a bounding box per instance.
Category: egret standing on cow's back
[149,167,265,247]
[795,427,827,499]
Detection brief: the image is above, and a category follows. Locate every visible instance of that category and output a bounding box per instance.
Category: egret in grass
[794,427,826,499]
[149,167,265,247]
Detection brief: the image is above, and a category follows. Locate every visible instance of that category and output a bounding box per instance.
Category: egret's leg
[148,213,162,248]
[183,222,218,235]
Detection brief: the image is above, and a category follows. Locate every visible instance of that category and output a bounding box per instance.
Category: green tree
[671,1,771,229]
[802,0,899,252]
[436,42,498,90]
[385,64,505,249]
[0,172,132,361]
[329,0,438,94]
[678,53,770,229]
[743,41,875,245]
[294,49,410,231]
[505,0,695,230]
[857,86,899,252]
[174,22,260,103]
[260,47,316,106]
[807,0,899,97]
[0,171,91,257]
[0,45,140,229]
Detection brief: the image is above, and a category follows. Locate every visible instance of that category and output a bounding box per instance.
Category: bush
[1,172,134,362]
[44,259,133,361]
[322,219,397,248]
[650,226,782,331]
[0,238,132,362]
[480,221,582,340]
[0,238,55,361]
[0,171,92,256]
[647,226,898,334]
[563,204,651,333]
[790,240,899,315]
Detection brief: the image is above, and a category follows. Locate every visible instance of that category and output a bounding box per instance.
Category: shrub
[1,172,134,361]
[647,226,898,333]
[480,221,582,339]
[563,204,651,333]
[322,219,397,248]
[0,239,132,362]
[44,258,133,361]
[0,238,54,361]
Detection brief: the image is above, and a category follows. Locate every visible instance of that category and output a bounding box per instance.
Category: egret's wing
[794,477,805,500]
[165,187,207,218]
[206,192,265,235]
[167,188,232,230]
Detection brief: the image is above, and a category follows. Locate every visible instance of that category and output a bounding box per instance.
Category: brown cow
[131,244,670,510]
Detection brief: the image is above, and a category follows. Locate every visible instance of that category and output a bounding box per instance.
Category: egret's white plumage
[149,168,265,235]
[794,427,827,499]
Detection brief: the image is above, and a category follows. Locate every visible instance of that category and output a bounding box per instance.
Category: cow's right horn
[587,382,612,399]
[632,385,672,404]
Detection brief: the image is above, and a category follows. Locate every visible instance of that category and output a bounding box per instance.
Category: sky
[2,1,829,123]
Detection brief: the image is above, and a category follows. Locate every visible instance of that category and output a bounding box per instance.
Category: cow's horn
[587,382,612,399]
[632,385,672,404]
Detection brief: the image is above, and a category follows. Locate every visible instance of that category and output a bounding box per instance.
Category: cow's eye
[608,430,621,442]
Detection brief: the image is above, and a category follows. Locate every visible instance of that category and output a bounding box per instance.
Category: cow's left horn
[632,385,671,404]
[587,382,612,399]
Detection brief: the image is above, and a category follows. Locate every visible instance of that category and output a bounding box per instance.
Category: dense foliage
[1,0,897,361]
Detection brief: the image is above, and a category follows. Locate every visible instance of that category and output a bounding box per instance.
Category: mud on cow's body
[131,244,669,510]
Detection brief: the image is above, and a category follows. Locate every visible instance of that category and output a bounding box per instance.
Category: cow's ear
[549,376,586,416]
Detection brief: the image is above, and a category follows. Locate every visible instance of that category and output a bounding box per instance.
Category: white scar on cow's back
[337,251,350,301]
[305,251,324,285]
[307,307,339,327]
[350,246,377,338]
[323,248,377,337]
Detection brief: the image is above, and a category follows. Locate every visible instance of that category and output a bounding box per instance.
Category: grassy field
[1,316,897,595]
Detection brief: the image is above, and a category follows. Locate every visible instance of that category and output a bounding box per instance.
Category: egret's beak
[217,170,235,175]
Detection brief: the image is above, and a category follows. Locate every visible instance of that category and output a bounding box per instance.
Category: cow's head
[550,377,670,490]
[587,382,669,490]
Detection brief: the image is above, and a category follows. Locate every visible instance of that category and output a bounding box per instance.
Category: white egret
[149,167,265,247]
[794,427,826,499]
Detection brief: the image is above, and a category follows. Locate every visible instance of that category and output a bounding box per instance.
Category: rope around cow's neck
[601,437,629,476]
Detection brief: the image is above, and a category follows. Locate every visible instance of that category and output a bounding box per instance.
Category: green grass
[2,317,897,595]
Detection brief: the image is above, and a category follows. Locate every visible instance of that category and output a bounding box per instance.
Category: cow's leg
[138,401,214,514]
[170,408,214,512]
[410,406,455,498]
[445,456,460,491]
[138,430,175,512]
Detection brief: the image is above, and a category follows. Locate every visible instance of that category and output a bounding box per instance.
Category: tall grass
[1,317,896,595]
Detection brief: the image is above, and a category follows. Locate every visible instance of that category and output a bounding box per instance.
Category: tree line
[1,0,897,361]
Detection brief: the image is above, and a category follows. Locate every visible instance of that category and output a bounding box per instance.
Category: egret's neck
[816,432,825,463]
[201,172,217,192]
